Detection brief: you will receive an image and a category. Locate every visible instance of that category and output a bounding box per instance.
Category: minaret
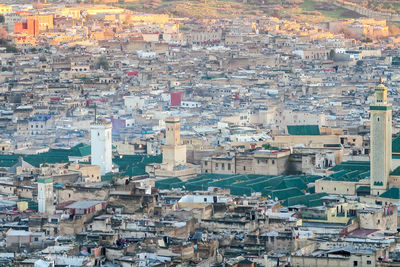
[162,117,186,170]
[91,120,113,175]
[38,178,54,214]
[370,79,392,196]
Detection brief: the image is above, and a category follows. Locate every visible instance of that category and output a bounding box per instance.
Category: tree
[96,56,109,70]
[272,10,281,19]
[329,49,336,60]
[0,27,8,40]
[5,45,17,53]
[143,0,162,10]
[389,25,400,36]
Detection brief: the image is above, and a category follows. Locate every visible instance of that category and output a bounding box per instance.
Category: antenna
[94,102,97,123]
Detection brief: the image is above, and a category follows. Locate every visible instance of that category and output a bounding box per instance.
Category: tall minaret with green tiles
[370,79,392,196]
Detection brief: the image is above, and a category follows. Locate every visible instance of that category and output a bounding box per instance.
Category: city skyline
[0,0,399,266]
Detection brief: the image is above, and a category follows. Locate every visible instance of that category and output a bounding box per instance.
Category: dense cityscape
[0,0,400,266]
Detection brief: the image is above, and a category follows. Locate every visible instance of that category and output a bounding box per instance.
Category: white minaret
[370,79,392,196]
[91,121,113,175]
[38,177,54,214]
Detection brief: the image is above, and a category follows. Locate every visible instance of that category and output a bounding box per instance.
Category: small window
[243,166,246,171]
[272,160,275,165]
[367,261,371,265]
[204,198,207,202]
[228,163,231,170]
[354,261,358,267]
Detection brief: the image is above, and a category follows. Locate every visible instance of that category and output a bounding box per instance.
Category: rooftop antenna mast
[94,102,97,123]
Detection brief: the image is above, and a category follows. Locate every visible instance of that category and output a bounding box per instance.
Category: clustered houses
[0,0,399,266]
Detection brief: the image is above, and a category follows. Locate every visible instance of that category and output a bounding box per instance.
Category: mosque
[316,80,400,198]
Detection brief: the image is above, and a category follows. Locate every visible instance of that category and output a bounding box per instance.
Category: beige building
[315,178,369,196]
[292,249,380,267]
[201,149,290,175]
[68,163,101,183]
[186,28,222,45]
[273,134,362,148]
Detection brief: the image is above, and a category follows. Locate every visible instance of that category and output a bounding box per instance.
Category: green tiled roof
[154,173,323,203]
[113,154,162,178]
[356,186,370,193]
[393,135,400,154]
[38,178,53,183]
[270,187,304,200]
[287,125,320,136]
[275,177,307,191]
[156,178,183,189]
[391,166,400,176]
[230,185,253,196]
[380,187,400,199]
[21,199,38,211]
[0,144,94,168]
[324,169,369,182]
[69,143,91,157]
[0,145,161,178]
[326,161,370,182]
[101,172,115,182]
[307,186,315,194]
[124,166,147,177]
[283,193,328,207]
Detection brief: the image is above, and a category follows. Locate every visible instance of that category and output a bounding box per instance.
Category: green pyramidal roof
[393,135,400,154]
[380,187,400,199]
[391,166,400,176]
